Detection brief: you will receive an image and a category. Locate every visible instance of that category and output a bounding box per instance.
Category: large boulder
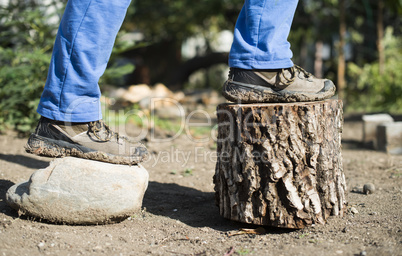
[6,157,149,225]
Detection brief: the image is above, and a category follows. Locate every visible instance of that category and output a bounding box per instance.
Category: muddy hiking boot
[25,117,148,165]
[222,65,336,103]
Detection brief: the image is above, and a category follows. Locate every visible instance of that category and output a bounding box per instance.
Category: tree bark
[213,100,346,229]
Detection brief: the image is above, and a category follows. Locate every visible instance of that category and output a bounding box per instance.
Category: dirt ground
[0,115,401,256]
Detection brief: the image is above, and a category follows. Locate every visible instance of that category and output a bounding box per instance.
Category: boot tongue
[95,121,102,130]
[255,68,295,90]
[56,122,89,136]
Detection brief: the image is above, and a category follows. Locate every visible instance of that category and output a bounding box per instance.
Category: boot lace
[88,120,119,142]
[277,65,313,87]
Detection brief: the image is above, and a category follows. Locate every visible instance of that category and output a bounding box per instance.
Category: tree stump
[213,100,346,229]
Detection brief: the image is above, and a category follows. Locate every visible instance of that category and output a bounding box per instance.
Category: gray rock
[6,157,149,224]
[363,183,375,195]
[350,207,359,215]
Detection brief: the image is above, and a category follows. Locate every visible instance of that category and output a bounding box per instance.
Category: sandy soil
[0,118,401,256]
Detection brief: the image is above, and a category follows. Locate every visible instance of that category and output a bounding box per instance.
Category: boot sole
[222,80,336,103]
[25,133,146,165]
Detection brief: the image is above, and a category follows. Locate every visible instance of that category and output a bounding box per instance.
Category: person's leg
[229,0,298,70]
[26,0,148,165]
[224,0,335,103]
[37,0,131,122]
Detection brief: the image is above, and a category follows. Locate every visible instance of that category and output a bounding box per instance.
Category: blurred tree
[377,0,402,75]
[122,0,243,89]
[0,0,61,134]
[347,27,402,113]
[288,0,401,111]
[338,0,346,100]
[377,0,385,75]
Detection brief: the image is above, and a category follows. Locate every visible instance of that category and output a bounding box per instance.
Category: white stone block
[362,114,394,148]
[377,122,402,154]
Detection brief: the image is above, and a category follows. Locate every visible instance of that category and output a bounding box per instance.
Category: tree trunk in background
[377,0,385,75]
[169,52,229,89]
[300,41,308,70]
[125,39,183,87]
[314,40,323,78]
[337,0,346,100]
[214,100,347,229]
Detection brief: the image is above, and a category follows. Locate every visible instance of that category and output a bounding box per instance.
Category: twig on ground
[224,246,235,256]
[227,227,266,237]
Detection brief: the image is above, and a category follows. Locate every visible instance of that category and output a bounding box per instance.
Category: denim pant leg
[229,0,298,70]
[37,0,131,122]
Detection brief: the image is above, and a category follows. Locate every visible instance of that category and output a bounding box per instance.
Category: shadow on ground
[341,139,366,150]
[0,179,19,218]
[0,154,50,169]
[143,181,292,234]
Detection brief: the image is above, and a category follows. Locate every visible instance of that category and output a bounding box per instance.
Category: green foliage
[236,248,252,255]
[0,47,50,133]
[0,3,59,48]
[346,27,402,113]
[0,2,61,134]
[183,168,194,177]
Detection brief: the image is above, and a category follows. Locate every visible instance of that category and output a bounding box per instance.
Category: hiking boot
[25,117,148,165]
[222,65,336,103]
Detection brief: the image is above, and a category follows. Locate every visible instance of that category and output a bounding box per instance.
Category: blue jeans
[37,0,298,122]
[229,0,298,69]
[37,0,131,122]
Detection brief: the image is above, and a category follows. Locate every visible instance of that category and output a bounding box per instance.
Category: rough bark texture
[213,100,346,229]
